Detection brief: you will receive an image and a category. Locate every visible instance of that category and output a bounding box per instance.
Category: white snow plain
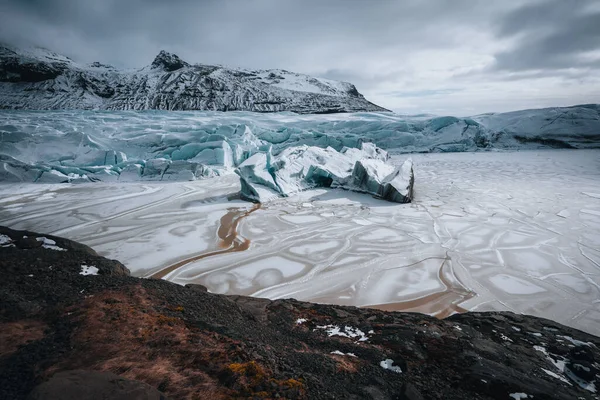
[1,150,599,335]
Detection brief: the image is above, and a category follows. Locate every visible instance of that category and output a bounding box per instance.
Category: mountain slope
[0,46,388,113]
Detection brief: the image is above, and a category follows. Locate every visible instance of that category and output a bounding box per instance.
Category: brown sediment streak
[362,259,475,319]
[150,204,261,280]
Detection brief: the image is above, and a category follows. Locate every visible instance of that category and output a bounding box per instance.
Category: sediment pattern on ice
[2,150,599,334]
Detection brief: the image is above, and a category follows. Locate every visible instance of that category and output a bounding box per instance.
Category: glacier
[1,106,599,184]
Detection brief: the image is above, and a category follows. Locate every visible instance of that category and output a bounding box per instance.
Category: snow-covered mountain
[0,45,388,113]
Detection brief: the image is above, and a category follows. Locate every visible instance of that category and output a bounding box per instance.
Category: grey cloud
[492,0,600,72]
[0,0,598,114]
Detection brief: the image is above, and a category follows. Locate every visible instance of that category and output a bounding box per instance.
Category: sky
[1,0,599,115]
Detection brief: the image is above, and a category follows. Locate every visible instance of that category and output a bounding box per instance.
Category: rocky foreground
[1,226,599,400]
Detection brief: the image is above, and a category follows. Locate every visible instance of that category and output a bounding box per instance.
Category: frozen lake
[1,149,599,334]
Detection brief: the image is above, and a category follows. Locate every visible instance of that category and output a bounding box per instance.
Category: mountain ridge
[0,45,389,113]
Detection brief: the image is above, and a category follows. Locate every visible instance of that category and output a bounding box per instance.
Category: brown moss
[0,320,46,357]
[281,378,304,389]
[156,314,180,326]
[45,285,240,399]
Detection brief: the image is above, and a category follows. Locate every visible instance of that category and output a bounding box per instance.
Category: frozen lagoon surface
[1,150,600,335]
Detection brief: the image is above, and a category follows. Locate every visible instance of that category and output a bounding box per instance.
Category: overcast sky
[1,0,599,115]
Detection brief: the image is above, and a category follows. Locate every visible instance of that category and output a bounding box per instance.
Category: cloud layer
[1,0,598,115]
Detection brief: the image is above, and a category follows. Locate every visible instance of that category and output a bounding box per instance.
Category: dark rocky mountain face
[151,50,189,71]
[1,226,598,400]
[0,47,70,83]
[0,46,389,113]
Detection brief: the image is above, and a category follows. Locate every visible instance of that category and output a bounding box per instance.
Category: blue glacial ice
[0,105,598,183]
[234,143,412,203]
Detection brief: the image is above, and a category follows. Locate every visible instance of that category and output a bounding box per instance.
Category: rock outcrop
[1,226,598,399]
[27,370,167,400]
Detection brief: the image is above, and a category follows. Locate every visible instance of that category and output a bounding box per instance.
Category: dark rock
[151,51,190,72]
[15,236,42,249]
[400,383,424,400]
[569,345,595,363]
[567,360,597,382]
[27,370,168,400]
[185,283,208,292]
[1,225,599,400]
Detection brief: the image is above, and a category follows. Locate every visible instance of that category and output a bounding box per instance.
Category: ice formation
[1,105,598,184]
[235,143,413,203]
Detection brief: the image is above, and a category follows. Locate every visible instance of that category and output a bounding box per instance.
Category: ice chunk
[118,164,143,181]
[338,158,413,203]
[236,142,411,203]
[141,158,171,180]
[172,140,234,168]
[377,158,414,203]
[235,151,280,202]
[36,169,70,183]
[161,161,198,181]
[0,155,41,182]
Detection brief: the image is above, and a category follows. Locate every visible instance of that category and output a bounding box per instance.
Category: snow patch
[541,368,572,385]
[36,237,66,251]
[330,351,357,357]
[314,325,370,342]
[379,359,402,373]
[80,265,99,276]
[509,393,529,399]
[557,335,595,347]
[296,318,307,325]
[0,234,15,247]
[500,333,513,342]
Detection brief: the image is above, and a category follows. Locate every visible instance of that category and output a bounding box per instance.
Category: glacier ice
[235,142,413,204]
[344,158,414,203]
[0,105,599,184]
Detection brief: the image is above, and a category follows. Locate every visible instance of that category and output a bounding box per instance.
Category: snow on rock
[36,237,66,251]
[508,393,529,399]
[541,368,572,385]
[379,359,402,373]
[80,265,99,276]
[0,234,15,247]
[330,351,357,357]
[314,325,370,342]
[236,142,412,203]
